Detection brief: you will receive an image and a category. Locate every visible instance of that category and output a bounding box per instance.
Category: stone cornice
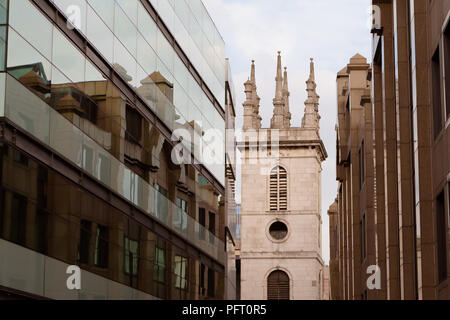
[237,129,328,162]
[240,252,325,265]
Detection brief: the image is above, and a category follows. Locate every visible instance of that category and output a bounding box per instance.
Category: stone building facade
[330,0,450,300]
[331,54,374,300]
[239,53,328,300]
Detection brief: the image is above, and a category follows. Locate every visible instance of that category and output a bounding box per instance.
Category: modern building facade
[330,0,450,300]
[239,53,328,300]
[0,0,238,300]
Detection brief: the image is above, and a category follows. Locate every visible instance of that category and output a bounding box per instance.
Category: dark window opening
[444,23,450,119]
[432,47,443,139]
[362,290,368,300]
[37,167,48,210]
[126,105,142,143]
[207,268,215,298]
[209,211,216,244]
[199,208,206,241]
[436,191,447,283]
[13,149,28,167]
[35,210,48,254]
[79,220,92,264]
[199,263,206,296]
[269,221,288,240]
[361,213,367,262]
[10,193,27,246]
[359,140,365,189]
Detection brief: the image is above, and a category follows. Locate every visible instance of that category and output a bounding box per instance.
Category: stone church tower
[239,52,328,300]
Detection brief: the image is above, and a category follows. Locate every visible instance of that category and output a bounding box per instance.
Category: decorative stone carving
[301,58,321,133]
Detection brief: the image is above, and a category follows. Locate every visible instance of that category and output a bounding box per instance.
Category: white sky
[203,0,372,263]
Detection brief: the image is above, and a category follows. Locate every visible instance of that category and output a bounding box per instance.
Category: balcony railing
[0,239,159,300]
[0,73,225,264]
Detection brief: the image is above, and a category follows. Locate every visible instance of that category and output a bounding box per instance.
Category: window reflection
[0,144,227,299]
[174,255,188,299]
[153,241,167,299]
[5,0,225,258]
[9,0,53,59]
[87,0,114,30]
[0,27,6,71]
[87,7,114,62]
[124,236,139,276]
[114,4,137,58]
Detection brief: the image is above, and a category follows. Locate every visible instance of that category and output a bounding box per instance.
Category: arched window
[269,166,288,211]
[267,270,290,300]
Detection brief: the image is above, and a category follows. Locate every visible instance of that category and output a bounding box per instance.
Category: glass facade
[0,144,223,299]
[0,0,231,300]
[1,71,225,263]
[148,0,226,103]
[49,0,225,184]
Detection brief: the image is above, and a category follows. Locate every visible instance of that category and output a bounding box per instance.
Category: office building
[0,0,237,300]
[331,0,450,300]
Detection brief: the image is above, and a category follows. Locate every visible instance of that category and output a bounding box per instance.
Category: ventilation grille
[269,166,288,211]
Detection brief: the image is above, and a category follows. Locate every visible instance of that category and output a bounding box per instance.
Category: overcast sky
[203,0,372,263]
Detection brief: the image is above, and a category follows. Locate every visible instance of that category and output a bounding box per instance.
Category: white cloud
[204,0,372,264]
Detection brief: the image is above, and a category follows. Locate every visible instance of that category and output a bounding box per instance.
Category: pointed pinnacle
[275,52,283,99]
[309,58,315,81]
[283,67,288,91]
[251,60,256,83]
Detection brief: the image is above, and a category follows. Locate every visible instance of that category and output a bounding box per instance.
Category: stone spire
[302,58,321,132]
[275,51,283,100]
[251,59,256,83]
[309,57,315,81]
[282,67,291,128]
[243,60,261,130]
[271,51,286,129]
[251,60,262,129]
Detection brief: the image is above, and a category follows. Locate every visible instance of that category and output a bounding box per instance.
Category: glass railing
[0,239,159,300]
[1,73,225,264]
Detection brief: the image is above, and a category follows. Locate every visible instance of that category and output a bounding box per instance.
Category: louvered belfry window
[267,270,290,300]
[269,166,288,211]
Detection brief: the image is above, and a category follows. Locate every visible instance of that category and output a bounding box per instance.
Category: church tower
[239,53,328,300]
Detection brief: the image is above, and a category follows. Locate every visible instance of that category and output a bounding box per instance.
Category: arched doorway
[267,270,290,300]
